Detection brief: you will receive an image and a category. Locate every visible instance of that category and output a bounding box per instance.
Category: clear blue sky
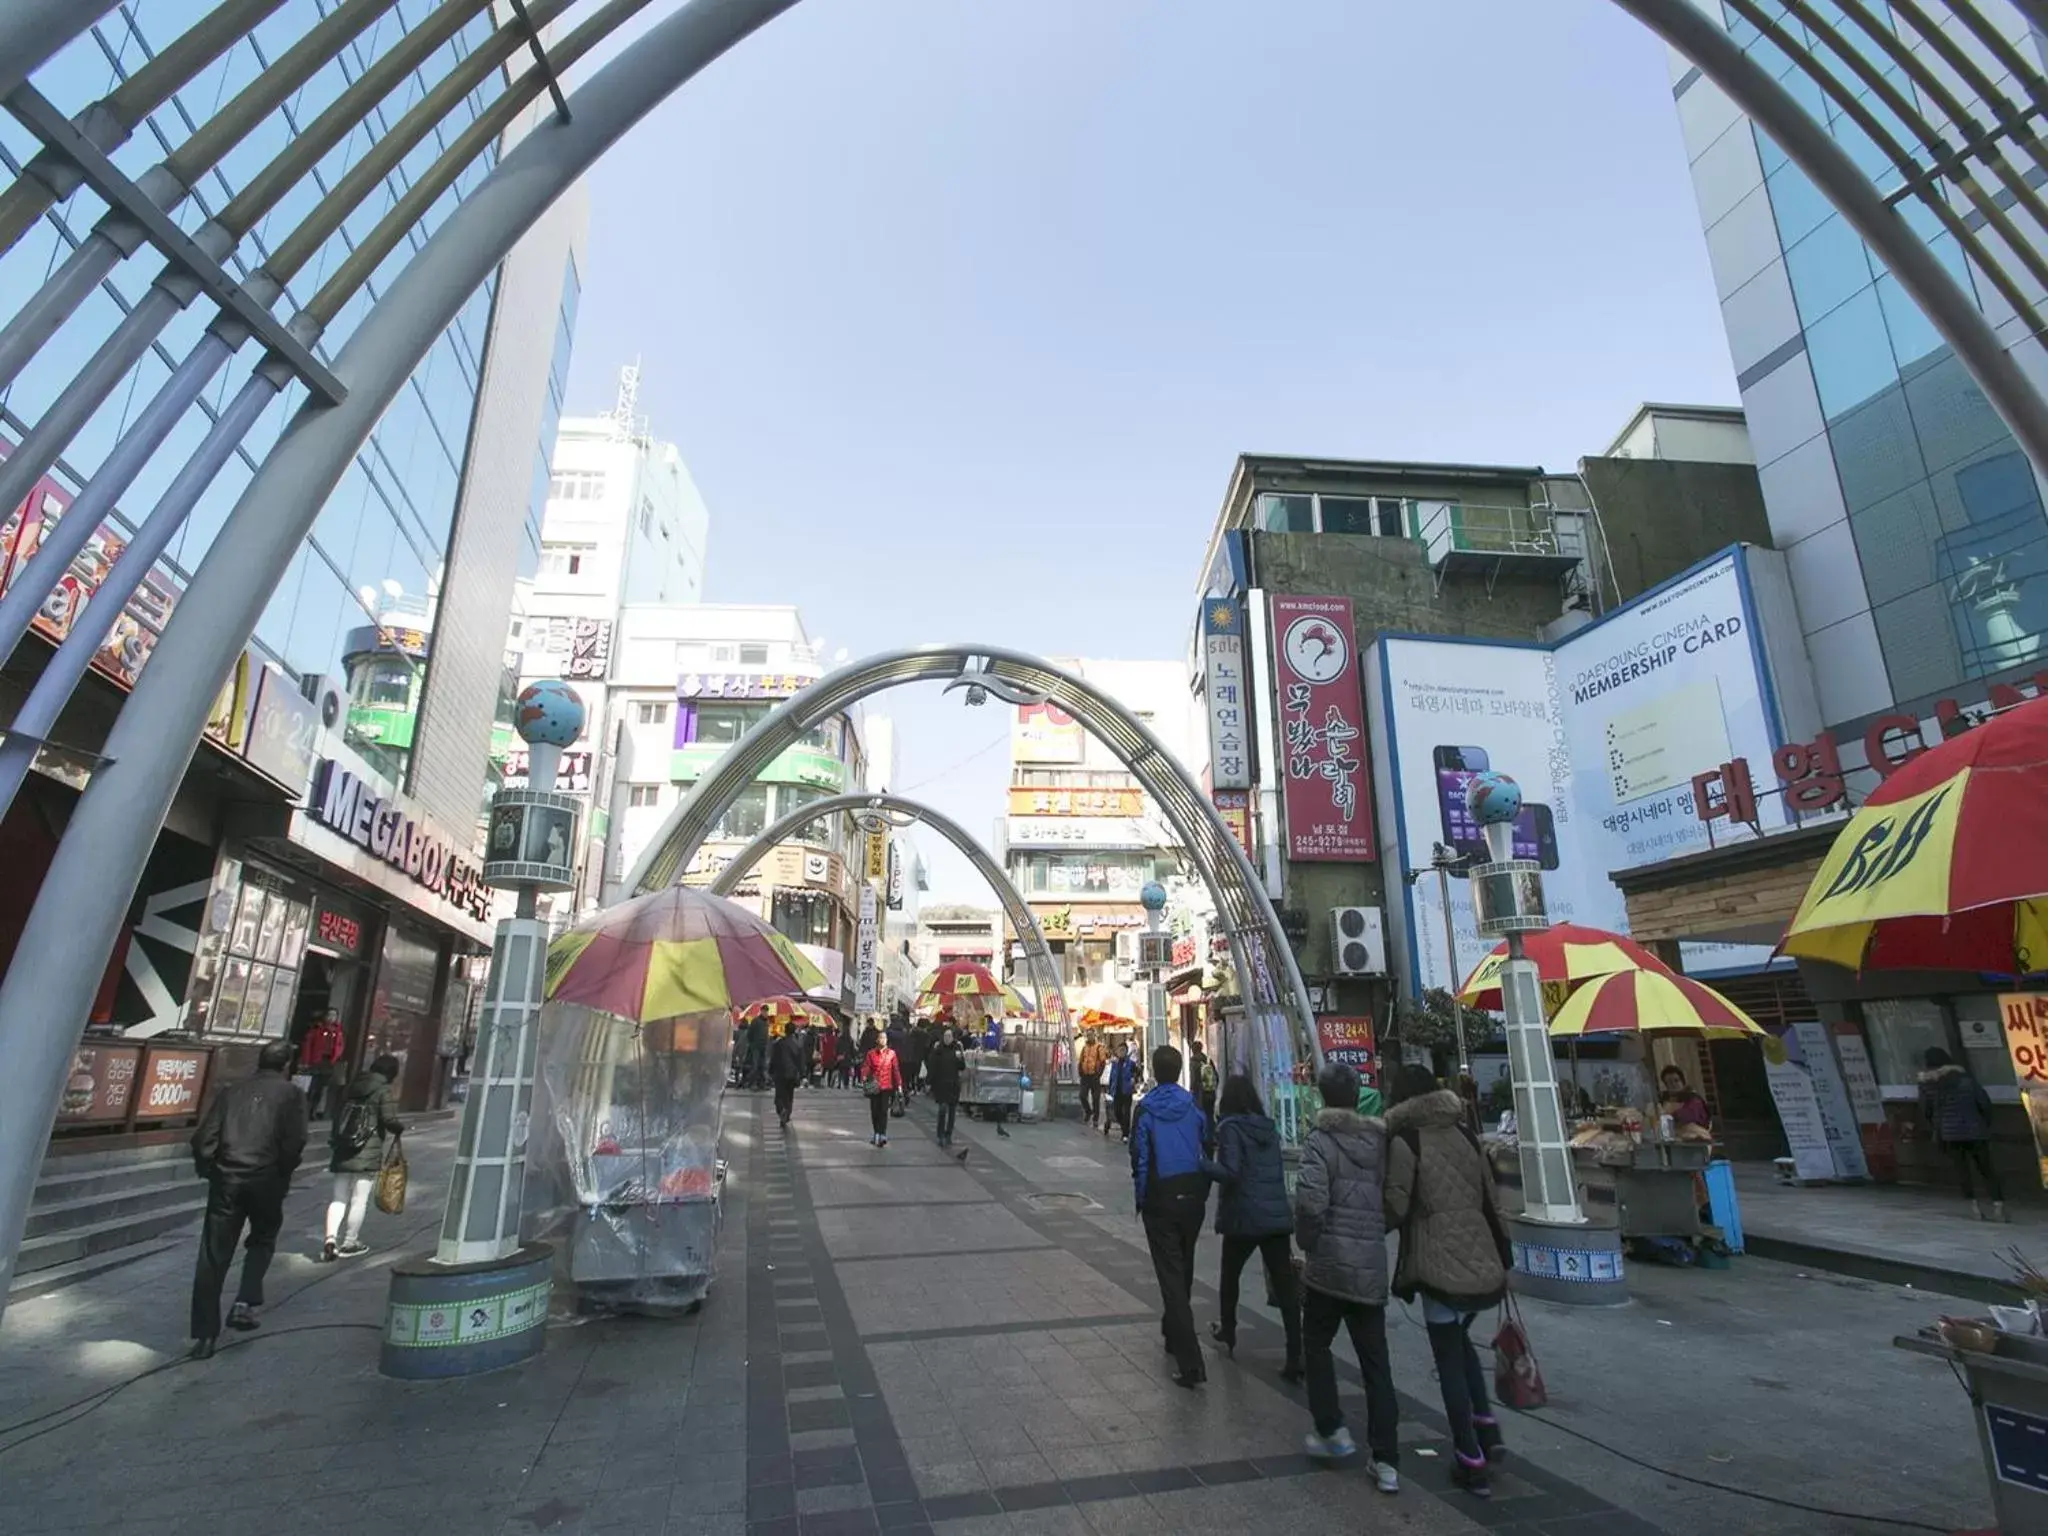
[565,0,1741,903]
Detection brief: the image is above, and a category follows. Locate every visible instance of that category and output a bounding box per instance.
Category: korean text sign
[2000,992,2048,1189]
[1202,600,1251,790]
[1269,595,1373,861]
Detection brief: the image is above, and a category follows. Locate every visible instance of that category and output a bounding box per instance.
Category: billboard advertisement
[1270,595,1374,861]
[1201,599,1251,789]
[1012,701,1084,763]
[1370,552,1785,994]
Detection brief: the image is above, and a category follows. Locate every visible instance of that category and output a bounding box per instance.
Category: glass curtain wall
[1724,1,2048,700]
[0,5,506,785]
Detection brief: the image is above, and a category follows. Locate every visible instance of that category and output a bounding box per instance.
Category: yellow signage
[1012,702,1083,764]
[2000,991,2048,1189]
[1008,786,1145,818]
[864,828,886,883]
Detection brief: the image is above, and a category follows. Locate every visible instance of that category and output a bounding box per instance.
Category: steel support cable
[1775,0,2048,326]
[0,0,804,1310]
[1725,0,2048,334]
[0,0,461,394]
[0,0,545,682]
[0,0,292,259]
[1619,0,2048,478]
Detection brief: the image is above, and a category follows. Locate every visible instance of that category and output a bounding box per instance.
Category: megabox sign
[1368,552,1784,994]
[310,760,492,921]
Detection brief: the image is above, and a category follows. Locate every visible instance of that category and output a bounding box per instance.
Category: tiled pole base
[379,1241,553,1379]
[1507,1215,1629,1306]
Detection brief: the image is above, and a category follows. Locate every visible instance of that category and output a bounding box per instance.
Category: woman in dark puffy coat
[1202,1074,1302,1381]
[1384,1064,1511,1499]
[1921,1047,2005,1220]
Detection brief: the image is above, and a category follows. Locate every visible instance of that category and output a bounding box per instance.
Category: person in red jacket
[863,1031,902,1148]
[297,1010,346,1122]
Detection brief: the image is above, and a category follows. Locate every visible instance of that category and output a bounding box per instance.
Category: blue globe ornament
[1139,880,1169,913]
[1019,1074,1033,1091]
[515,679,585,746]
[1465,770,1523,828]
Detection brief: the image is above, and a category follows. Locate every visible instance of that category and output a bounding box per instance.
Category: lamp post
[379,679,587,1377]
[1140,879,1169,1056]
[1463,772,1624,1305]
[1429,841,1472,1080]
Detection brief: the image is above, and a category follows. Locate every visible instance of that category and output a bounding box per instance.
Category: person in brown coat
[1384,1065,1513,1500]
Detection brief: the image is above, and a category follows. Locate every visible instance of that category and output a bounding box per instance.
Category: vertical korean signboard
[854,884,879,1013]
[1201,600,1251,790]
[2000,992,2048,1188]
[1269,596,1373,861]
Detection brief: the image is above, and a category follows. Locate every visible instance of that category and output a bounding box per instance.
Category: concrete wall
[1580,457,1774,604]
[1250,530,1562,644]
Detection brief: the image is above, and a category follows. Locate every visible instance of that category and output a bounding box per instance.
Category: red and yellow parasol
[1545,968,1767,1042]
[737,994,833,1036]
[1073,980,1138,1030]
[546,885,827,1021]
[1456,923,1676,1009]
[1780,695,2048,974]
[917,960,1006,1003]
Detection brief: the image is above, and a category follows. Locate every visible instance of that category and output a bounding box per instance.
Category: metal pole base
[380,1241,553,1379]
[1506,1214,1629,1307]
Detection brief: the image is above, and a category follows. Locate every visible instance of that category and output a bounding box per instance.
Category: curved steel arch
[703,792,1070,1038]
[10,0,2048,1292]
[622,645,1312,1080]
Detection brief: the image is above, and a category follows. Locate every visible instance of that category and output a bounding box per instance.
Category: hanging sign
[1202,600,1251,789]
[854,885,879,1013]
[1269,595,1373,861]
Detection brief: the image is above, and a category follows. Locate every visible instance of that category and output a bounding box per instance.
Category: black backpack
[333,1094,377,1159]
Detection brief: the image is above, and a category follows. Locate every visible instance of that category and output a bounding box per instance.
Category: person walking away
[1190,1040,1218,1126]
[1130,1046,1211,1389]
[296,1009,345,1122]
[820,1025,840,1090]
[927,1025,966,1148]
[802,1025,820,1087]
[769,1026,806,1128]
[1384,1064,1513,1498]
[322,1054,403,1261]
[1922,1047,2007,1220]
[900,1021,926,1108]
[1106,1041,1139,1142]
[1201,1074,1302,1383]
[1293,1062,1400,1491]
[864,1032,902,1147]
[187,1039,306,1359]
[744,1011,771,1089]
[1077,1033,1107,1128]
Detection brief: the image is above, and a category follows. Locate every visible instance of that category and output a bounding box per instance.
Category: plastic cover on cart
[522,1001,725,1314]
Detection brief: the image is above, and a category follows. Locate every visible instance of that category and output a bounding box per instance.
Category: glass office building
[0,6,502,770]
[1674,3,2048,731]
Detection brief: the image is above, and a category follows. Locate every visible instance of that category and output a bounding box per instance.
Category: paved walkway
[0,1089,1996,1534]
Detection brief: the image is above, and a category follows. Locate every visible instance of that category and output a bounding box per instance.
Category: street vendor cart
[962,1048,1024,1119]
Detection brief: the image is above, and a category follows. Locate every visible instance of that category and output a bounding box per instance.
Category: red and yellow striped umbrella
[1456,923,1674,1009]
[546,885,827,1022]
[1545,968,1766,1042]
[737,995,832,1035]
[917,960,1006,1001]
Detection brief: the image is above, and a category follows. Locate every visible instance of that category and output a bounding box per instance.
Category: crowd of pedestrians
[1123,1046,1513,1500]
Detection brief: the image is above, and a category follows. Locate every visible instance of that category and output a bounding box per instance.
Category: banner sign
[1314,1015,1376,1082]
[854,885,879,1013]
[1013,701,1084,764]
[309,760,492,921]
[1009,786,1144,817]
[676,671,819,700]
[2001,992,2048,1189]
[864,826,887,883]
[1373,553,1780,992]
[1212,788,1254,860]
[1202,600,1251,789]
[1006,817,1151,849]
[1269,595,1373,861]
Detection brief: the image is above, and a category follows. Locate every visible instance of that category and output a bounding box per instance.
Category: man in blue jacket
[1130,1045,1212,1388]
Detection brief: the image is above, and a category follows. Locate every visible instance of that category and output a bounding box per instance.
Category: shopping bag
[290,1073,314,1096]
[374,1134,408,1215]
[1492,1291,1547,1409]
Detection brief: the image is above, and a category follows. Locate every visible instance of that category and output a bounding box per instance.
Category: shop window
[771,890,833,948]
[189,871,311,1039]
[1953,994,2019,1092]
[694,703,765,744]
[709,784,770,842]
[1862,997,1952,1093]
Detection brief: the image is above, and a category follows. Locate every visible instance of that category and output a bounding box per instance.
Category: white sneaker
[1303,1425,1357,1461]
[1367,1458,1400,1494]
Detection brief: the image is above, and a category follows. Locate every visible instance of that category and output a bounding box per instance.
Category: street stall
[524,886,826,1314]
[918,960,1034,1121]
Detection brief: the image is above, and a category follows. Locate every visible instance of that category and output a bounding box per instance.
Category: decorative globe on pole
[1464,773,1623,1305]
[380,679,588,1379]
[1140,880,1170,1055]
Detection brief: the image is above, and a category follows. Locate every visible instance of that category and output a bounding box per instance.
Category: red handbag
[1492,1290,1548,1409]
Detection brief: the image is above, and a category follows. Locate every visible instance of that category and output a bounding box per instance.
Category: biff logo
[1816,786,1951,905]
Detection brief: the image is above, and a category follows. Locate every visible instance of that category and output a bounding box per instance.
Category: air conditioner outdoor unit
[301,673,344,733]
[1330,906,1386,977]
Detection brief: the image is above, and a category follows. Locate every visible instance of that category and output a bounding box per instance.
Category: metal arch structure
[626,646,1310,1077]
[7,0,2048,1292]
[702,792,1070,1039]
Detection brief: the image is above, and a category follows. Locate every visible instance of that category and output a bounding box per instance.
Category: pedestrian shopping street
[0,1086,1991,1536]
